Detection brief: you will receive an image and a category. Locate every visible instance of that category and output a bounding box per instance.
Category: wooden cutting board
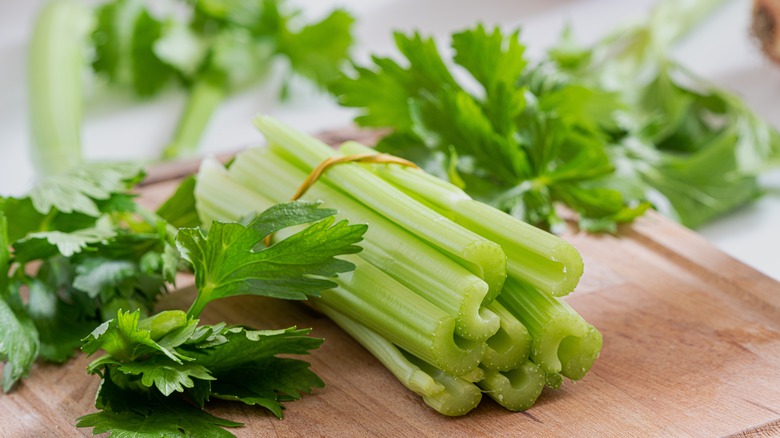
[2,128,780,437]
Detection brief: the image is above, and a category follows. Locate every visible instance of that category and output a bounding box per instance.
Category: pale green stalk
[252,116,507,299]
[339,141,583,297]
[28,0,93,175]
[480,302,530,372]
[498,277,602,380]
[317,303,482,416]
[163,78,226,159]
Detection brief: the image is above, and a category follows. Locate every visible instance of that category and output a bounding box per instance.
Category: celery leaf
[77,394,241,438]
[177,202,366,317]
[332,26,643,231]
[28,162,144,216]
[0,213,40,392]
[78,315,323,435]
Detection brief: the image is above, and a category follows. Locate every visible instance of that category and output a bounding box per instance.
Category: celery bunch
[194,117,602,415]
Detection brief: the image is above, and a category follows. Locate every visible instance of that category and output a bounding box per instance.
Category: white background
[1,0,778,280]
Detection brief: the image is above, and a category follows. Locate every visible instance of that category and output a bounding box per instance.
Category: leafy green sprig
[331,1,780,231]
[90,0,355,158]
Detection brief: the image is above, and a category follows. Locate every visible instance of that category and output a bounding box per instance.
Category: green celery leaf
[0,196,99,243]
[643,131,763,228]
[153,20,208,78]
[29,162,144,217]
[26,274,96,363]
[0,289,40,393]
[13,216,117,262]
[451,24,526,98]
[118,356,214,396]
[207,27,275,88]
[177,205,366,317]
[185,326,323,418]
[0,213,40,391]
[96,193,139,214]
[155,176,201,229]
[241,200,337,240]
[331,57,417,129]
[332,26,648,231]
[77,394,241,438]
[209,358,320,418]
[278,9,355,87]
[92,0,174,96]
[82,309,186,363]
[73,258,139,299]
[185,322,228,347]
[92,0,142,84]
[194,0,276,32]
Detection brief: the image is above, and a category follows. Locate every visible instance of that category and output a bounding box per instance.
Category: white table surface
[1,0,778,281]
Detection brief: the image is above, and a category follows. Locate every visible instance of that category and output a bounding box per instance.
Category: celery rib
[339,141,583,297]
[194,158,276,227]
[252,116,507,298]
[163,78,225,159]
[318,257,484,377]
[498,277,602,380]
[478,361,546,411]
[28,0,93,175]
[227,147,500,342]
[480,302,531,372]
[317,303,482,416]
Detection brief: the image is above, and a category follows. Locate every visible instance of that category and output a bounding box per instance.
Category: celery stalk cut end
[558,324,603,380]
[479,361,546,411]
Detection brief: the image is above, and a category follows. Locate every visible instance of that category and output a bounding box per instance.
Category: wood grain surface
[1,129,779,437]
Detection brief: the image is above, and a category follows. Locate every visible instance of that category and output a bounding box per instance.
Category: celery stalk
[498,277,602,380]
[252,116,507,299]
[340,141,583,297]
[195,158,484,376]
[227,147,500,342]
[316,303,482,416]
[403,352,483,416]
[162,78,225,159]
[28,0,93,175]
[480,302,531,372]
[319,257,484,376]
[478,361,546,411]
[194,158,275,227]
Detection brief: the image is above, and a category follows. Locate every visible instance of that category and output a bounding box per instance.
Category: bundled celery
[192,116,603,416]
[227,148,499,342]
[196,159,483,376]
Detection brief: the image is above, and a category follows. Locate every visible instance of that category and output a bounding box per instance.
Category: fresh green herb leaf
[0,213,41,391]
[155,176,201,229]
[79,310,324,435]
[76,393,241,438]
[185,326,324,418]
[277,9,355,88]
[28,162,144,217]
[26,275,96,363]
[82,310,186,363]
[177,202,366,317]
[14,216,117,261]
[92,0,174,97]
[332,26,644,231]
[118,356,214,396]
